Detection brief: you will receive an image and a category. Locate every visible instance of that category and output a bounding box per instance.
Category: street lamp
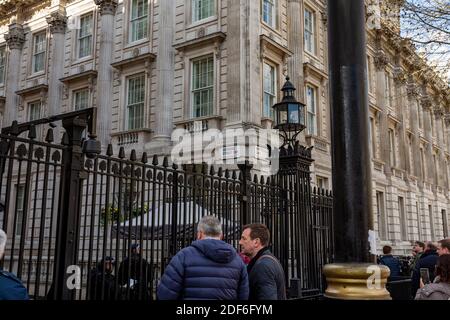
[272,76,306,150]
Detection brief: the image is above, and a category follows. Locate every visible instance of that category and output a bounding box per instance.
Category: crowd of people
[0,217,287,301]
[378,239,450,300]
[2,219,450,300]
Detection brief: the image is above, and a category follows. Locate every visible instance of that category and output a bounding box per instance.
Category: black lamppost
[271,77,314,297]
[272,76,306,150]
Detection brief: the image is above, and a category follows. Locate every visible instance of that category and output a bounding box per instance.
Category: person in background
[157,215,248,300]
[379,245,402,279]
[437,238,450,256]
[411,241,439,297]
[409,241,425,275]
[415,254,450,300]
[239,224,286,300]
[0,229,29,300]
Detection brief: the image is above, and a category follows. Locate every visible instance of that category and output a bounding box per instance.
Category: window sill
[260,20,281,36]
[111,128,153,146]
[71,56,94,66]
[174,31,226,52]
[27,71,46,81]
[174,115,223,132]
[123,38,150,50]
[185,16,218,30]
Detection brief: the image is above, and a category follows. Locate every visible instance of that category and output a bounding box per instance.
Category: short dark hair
[243,224,270,247]
[415,241,425,249]
[426,241,437,251]
[436,254,450,283]
[382,245,392,255]
[438,239,450,251]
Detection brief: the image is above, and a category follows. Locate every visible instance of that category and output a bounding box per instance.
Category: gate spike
[130,149,137,161]
[28,125,37,140]
[61,132,70,146]
[209,166,215,176]
[10,121,19,136]
[141,152,148,163]
[172,162,178,170]
[253,174,258,183]
[260,176,265,184]
[201,163,207,174]
[106,144,113,156]
[232,171,236,180]
[45,128,54,143]
[217,167,223,177]
[162,156,168,167]
[152,155,159,165]
[118,147,125,159]
[224,169,229,178]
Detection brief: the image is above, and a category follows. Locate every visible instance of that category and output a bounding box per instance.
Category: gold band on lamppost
[323,263,391,300]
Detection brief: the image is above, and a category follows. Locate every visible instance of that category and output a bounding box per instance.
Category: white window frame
[192,0,216,23]
[0,45,6,85]
[263,62,276,119]
[416,202,422,240]
[420,147,426,179]
[72,88,90,111]
[125,73,146,130]
[32,32,46,74]
[304,7,316,55]
[129,0,149,44]
[306,85,317,136]
[376,191,387,240]
[316,176,329,190]
[366,55,373,93]
[78,13,93,59]
[262,0,276,28]
[28,100,41,121]
[417,101,423,129]
[388,128,396,167]
[191,55,214,118]
[14,184,26,237]
[369,117,376,158]
[429,204,435,240]
[398,196,407,241]
[385,72,391,109]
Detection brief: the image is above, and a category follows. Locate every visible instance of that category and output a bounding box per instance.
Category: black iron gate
[0,110,333,300]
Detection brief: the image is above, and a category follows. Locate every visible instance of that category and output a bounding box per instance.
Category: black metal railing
[0,110,333,300]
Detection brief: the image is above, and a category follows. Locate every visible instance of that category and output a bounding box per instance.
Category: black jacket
[88,261,116,300]
[247,248,286,300]
[411,249,438,297]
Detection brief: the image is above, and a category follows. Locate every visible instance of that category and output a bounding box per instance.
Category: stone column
[394,72,408,171]
[407,83,421,178]
[3,23,25,126]
[147,0,174,154]
[46,10,67,117]
[94,0,117,147]
[226,1,259,125]
[374,50,391,174]
[421,96,434,183]
[287,0,304,102]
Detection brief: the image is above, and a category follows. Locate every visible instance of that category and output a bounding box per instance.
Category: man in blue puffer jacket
[157,215,249,300]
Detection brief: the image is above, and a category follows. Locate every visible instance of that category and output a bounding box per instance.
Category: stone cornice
[406,83,417,98]
[94,0,118,15]
[420,96,432,111]
[46,11,67,34]
[4,23,25,50]
[373,50,388,71]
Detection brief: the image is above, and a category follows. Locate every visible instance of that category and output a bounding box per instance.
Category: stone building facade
[0,0,449,254]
